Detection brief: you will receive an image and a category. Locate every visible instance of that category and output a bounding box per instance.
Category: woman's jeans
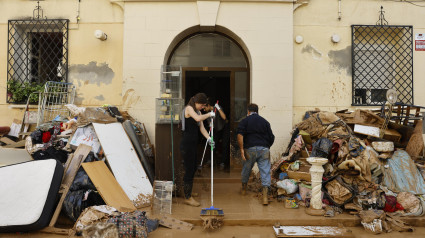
[241,146,271,187]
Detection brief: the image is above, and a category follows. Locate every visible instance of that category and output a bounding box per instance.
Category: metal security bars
[351,25,413,106]
[7,19,69,103]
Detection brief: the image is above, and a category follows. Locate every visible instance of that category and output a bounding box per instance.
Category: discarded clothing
[107,211,148,238]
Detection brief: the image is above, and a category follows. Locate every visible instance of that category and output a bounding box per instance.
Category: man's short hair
[247,103,258,113]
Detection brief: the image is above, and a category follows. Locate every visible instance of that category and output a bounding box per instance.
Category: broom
[200,113,224,230]
[197,101,219,174]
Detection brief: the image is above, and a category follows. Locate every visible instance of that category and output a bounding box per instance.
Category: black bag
[311,137,333,158]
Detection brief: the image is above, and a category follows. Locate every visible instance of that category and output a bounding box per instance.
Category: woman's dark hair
[187,93,208,110]
[206,97,216,106]
[247,103,258,113]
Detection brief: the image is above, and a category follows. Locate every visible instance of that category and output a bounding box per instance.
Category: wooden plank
[0,137,15,145]
[48,144,91,227]
[82,161,136,212]
[93,122,153,208]
[0,147,32,167]
[40,226,71,235]
[3,140,26,148]
[159,215,193,230]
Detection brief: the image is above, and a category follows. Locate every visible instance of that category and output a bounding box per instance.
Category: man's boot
[241,183,247,196]
[262,187,268,205]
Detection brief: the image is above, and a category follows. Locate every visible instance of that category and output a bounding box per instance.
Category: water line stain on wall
[328,46,352,75]
[69,61,115,86]
[301,44,322,60]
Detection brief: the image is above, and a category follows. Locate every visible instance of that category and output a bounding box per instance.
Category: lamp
[94,30,108,41]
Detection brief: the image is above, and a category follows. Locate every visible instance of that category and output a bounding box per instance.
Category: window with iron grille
[352,25,413,106]
[7,19,69,103]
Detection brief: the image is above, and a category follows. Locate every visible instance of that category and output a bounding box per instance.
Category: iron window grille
[7,19,69,103]
[352,25,413,106]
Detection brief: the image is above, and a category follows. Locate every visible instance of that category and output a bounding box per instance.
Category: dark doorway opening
[185,71,230,114]
[185,70,231,170]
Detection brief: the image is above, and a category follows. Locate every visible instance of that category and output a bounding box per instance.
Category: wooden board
[93,122,153,208]
[273,226,351,237]
[0,137,15,145]
[48,144,92,227]
[159,215,193,231]
[0,147,32,167]
[3,140,26,148]
[82,161,136,212]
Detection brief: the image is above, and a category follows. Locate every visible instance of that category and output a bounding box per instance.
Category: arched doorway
[168,32,250,171]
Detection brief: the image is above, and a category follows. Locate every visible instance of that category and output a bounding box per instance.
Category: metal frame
[37,81,75,126]
[7,18,69,103]
[351,25,413,106]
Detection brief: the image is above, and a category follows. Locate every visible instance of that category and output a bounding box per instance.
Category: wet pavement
[1,226,425,238]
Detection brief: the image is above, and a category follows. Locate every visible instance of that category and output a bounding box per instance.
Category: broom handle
[211,116,214,207]
[211,100,218,207]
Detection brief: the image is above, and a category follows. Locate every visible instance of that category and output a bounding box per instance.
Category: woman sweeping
[180,93,215,206]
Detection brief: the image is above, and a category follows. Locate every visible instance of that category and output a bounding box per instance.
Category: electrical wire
[383,0,425,7]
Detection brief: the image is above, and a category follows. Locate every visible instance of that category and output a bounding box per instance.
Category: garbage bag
[311,137,333,158]
[63,190,105,222]
[276,179,298,194]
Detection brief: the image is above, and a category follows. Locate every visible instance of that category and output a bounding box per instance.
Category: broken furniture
[305,157,328,216]
[93,122,153,208]
[41,144,92,235]
[0,159,63,233]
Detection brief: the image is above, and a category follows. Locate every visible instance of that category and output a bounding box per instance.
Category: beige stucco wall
[293,0,425,125]
[0,0,123,125]
[122,1,294,158]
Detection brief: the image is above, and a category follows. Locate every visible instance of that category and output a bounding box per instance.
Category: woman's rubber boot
[241,183,247,196]
[184,197,200,207]
[262,187,268,205]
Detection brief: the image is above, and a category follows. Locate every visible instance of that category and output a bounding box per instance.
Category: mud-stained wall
[0,0,123,125]
[293,0,425,125]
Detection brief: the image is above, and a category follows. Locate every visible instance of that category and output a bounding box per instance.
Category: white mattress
[0,159,59,227]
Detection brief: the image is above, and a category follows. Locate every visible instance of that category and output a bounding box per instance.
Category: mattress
[0,159,64,233]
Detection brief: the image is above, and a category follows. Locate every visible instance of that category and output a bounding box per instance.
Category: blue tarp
[383,150,425,195]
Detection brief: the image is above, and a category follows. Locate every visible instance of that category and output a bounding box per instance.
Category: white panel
[93,122,152,208]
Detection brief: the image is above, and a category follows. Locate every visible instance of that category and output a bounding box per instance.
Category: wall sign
[415,34,425,51]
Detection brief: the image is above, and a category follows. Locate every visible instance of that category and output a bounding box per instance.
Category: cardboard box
[287,170,311,182]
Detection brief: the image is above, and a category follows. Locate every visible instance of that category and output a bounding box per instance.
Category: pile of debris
[0,103,161,237]
[252,107,425,234]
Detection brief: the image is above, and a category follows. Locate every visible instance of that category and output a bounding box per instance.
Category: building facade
[1,0,425,162]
